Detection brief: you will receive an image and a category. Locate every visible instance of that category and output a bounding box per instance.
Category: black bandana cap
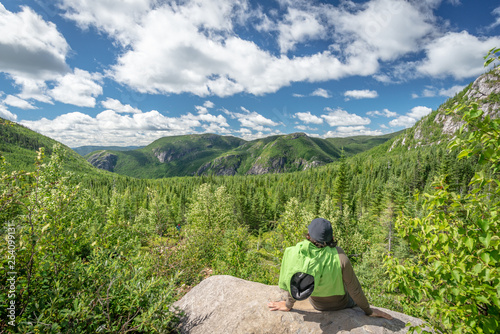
[308,218,333,243]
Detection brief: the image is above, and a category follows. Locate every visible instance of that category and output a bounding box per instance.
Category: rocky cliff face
[247,156,287,175]
[197,154,243,176]
[245,156,325,175]
[434,69,500,136]
[464,69,500,117]
[173,275,427,334]
[153,147,194,163]
[86,151,118,171]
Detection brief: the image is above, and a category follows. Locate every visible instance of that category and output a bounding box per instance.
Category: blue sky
[0,0,499,147]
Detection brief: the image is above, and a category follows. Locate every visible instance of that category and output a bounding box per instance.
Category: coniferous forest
[1,53,499,333]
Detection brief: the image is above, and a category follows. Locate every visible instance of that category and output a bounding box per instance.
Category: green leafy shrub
[270,197,313,261]
[0,146,181,333]
[385,103,500,333]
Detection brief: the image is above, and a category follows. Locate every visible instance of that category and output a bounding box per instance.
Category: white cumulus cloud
[389,105,432,128]
[102,98,142,114]
[321,108,371,127]
[50,69,103,107]
[295,125,317,131]
[489,6,500,29]
[20,107,231,146]
[408,106,433,119]
[3,95,36,109]
[203,100,215,109]
[225,107,281,132]
[329,0,435,62]
[439,85,467,97]
[344,89,378,100]
[367,108,397,117]
[277,8,326,53]
[417,31,500,79]
[0,4,70,81]
[324,126,383,138]
[311,88,331,98]
[0,104,17,121]
[58,0,395,98]
[294,111,324,124]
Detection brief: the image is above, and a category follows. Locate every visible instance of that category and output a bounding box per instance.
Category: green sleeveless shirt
[278,240,345,297]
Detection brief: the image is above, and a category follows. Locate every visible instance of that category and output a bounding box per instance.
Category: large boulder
[173,275,427,334]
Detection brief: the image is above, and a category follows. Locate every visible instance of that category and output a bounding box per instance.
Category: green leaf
[41,223,50,233]
[457,149,472,159]
[481,268,491,282]
[472,263,482,274]
[439,233,449,244]
[492,296,500,308]
[490,250,499,264]
[479,232,492,248]
[480,252,491,265]
[452,270,461,282]
[477,220,490,232]
[465,237,474,252]
[476,295,490,305]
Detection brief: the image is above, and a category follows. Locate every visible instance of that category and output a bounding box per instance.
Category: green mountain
[3,68,497,179]
[73,145,144,156]
[325,132,405,155]
[85,131,400,178]
[0,118,100,175]
[85,134,246,178]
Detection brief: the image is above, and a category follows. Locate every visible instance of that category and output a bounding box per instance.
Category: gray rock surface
[173,275,427,334]
[86,151,117,171]
[464,68,500,118]
[197,154,242,176]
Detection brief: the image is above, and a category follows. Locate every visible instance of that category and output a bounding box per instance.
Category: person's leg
[308,294,355,311]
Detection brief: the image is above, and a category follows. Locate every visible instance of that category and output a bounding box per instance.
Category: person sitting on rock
[268,217,393,320]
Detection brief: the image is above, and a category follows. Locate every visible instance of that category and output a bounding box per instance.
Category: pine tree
[333,149,348,212]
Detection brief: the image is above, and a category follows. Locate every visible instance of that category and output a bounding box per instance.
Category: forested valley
[1,64,499,333]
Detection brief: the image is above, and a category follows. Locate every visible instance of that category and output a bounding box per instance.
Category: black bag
[290,272,314,300]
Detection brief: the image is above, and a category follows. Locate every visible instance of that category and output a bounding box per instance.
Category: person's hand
[369,307,393,320]
[268,301,291,312]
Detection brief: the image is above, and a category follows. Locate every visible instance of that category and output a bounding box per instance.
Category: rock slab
[173,275,426,334]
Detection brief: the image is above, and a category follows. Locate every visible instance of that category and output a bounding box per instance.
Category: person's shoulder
[335,247,350,265]
[335,246,346,256]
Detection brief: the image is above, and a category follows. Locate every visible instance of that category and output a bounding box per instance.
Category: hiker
[268,218,392,320]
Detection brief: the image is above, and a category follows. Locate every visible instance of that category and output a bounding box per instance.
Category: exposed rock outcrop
[86,151,118,171]
[173,275,427,334]
[390,68,500,152]
[294,158,325,170]
[153,147,196,163]
[464,68,500,118]
[247,156,287,175]
[434,68,500,136]
[197,155,243,176]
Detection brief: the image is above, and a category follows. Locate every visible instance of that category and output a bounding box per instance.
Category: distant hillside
[325,132,404,155]
[0,118,100,175]
[85,132,400,178]
[389,67,500,152]
[73,145,144,156]
[85,134,246,178]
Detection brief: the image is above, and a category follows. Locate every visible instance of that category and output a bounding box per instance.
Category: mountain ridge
[84,131,402,178]
[0,118,100,175]
[390,67,500,152]
[3,68,498,178]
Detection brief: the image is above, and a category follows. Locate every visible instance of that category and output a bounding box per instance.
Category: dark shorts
[309,292,357,312]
